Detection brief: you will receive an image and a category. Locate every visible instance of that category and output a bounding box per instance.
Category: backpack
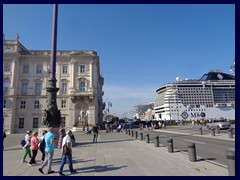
[20,138,26,147]
[39,138,45,151]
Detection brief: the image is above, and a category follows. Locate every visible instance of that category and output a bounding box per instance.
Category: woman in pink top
[28,131,39,166]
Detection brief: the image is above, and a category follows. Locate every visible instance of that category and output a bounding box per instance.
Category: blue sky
[3,4,235,118]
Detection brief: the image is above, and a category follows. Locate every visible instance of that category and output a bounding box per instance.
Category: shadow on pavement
[69,165,128,174]
[74,139,135,147]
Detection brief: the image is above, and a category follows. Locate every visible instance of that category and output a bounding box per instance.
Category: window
[62,65,68,74]
[80,65,85,73]
[34,100,39,108]
[4,63,10,72]
[3,100,6,108]
[62,82,67,93]
[36,64,43,74]
[60,117,66,126]
[79,81,85,92]
[21,83,28,95]
[23,65,29,74]
[35,83,41,95]
[61,100,67,108]
[3,79,10,93]
[20,101,26,109]
[33,118,38,128]
[19,118,24,129]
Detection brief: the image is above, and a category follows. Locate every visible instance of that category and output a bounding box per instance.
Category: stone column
[90,63,93,88]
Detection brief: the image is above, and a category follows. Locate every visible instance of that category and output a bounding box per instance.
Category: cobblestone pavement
[3,130,229,176]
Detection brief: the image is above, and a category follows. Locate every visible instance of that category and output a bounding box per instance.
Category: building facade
[3,36,104,133]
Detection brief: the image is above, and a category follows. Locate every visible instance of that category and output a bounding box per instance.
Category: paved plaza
[3,128,230,176]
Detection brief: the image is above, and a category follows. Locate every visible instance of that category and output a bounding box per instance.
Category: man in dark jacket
[92,124,99,143]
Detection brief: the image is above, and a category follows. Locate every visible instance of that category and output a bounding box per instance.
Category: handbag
[62,143,71,155]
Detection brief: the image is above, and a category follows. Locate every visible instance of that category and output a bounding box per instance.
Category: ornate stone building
[3,36,104,133]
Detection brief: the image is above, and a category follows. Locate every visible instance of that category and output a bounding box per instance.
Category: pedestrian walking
[58,126,66,149]
[3,128,6,150]
[38,127,56,174]
[39,130,47,164]
[164,120,167,129]
[92,124,99,143]
[192,120,196,128]
[58,130,77,176]
[28,131,39,166]
[21,130,32,163]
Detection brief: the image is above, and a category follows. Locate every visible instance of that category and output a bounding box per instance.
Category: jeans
[59,153,74,173]
[40,152,54,173]
[93,133,98,143]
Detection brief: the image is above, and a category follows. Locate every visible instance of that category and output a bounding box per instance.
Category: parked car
[207,119,230,130]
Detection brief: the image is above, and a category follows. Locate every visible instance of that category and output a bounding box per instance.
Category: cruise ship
[154,71,235,121]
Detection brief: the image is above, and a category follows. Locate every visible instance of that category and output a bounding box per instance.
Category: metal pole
[216,126,220,134]
[226,150,235,176]
[146,134,150,143]
[167,138,173,153]
[140,132,143,141]
[135,131,138,139]
[154,136,159,147]
[199,127,203,135]
[211,128,215,136]
[228,128,233,138]
[131,130,134,137]
[188,143,197,162]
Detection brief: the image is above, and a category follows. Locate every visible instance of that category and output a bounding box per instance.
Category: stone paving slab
[3,131,229,176]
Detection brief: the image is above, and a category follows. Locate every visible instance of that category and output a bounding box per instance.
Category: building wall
[3,38,104,134]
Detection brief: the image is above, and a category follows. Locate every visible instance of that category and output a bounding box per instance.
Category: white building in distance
[3,35,104,133]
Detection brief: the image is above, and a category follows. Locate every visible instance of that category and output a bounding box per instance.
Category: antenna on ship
[230,58,235,75]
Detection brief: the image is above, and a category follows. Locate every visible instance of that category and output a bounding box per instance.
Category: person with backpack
[21,130,32,163]
[39,130,47,164]
[28,131,39,166]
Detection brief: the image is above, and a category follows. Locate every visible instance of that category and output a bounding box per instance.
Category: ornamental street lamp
[42,4,61,127]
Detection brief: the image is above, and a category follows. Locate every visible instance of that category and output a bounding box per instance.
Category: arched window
[79,81,85,92]
[3,79,11,93]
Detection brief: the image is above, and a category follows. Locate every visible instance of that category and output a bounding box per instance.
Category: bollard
[228,128,233,138]
[211,128,215,136]
[188,143,197,162]
[167,138,173,153]
[140,132,143,141]
[128,129,131,136]
[146,134,150,143]
[216,126,220,134]
[126,129,128,134]
[154,136,159,147]
[135,131,138,139]
[199,127,203,135]
[226,150,235,176]
[131,130,134,137]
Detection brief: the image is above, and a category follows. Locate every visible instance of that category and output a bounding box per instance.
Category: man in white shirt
[58,130,77,176]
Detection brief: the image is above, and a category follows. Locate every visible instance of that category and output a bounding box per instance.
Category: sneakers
[28,163,32,167]
[38,168,44,174]
[47,171,55,174]
[70,170,77,174]
[21,160,27,163]
[57,173,66,176]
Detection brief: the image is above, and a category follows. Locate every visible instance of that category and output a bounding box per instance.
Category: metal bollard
[228,128,233,138]
[131,130,134,137]
[126,129,128,134]
[199,127,203,135]
[128,129,131,136]
[135,131,138,139]
[211,128,215,136]
[167,138,173,153]
[226,150,235,176]
[216,127,220,134]
[140,132,143,141]
[146,134,150,143]
[188,143,197,162]
[154,136,159,147]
